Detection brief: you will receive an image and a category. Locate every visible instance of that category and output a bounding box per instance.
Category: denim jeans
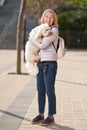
[36,61,57,115]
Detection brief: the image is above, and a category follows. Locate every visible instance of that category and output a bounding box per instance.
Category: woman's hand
[33,57,41,63]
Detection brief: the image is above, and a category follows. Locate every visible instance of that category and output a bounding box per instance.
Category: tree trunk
[16,0,26,74]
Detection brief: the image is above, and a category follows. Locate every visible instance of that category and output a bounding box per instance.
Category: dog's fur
[25,23,51,76]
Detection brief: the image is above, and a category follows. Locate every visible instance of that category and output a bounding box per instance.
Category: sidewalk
[0,50,87,130]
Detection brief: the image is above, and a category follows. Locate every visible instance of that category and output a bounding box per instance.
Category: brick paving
[0,50,87,130]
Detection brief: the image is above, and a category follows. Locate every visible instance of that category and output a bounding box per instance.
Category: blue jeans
[36,61,57,115]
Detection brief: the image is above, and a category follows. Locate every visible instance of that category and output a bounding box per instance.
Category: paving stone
[0,50,87,130]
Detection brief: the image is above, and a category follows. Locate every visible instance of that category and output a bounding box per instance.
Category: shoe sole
[31,119,44,124]
[40,121,54,126]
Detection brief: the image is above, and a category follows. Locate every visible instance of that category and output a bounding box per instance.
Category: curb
[0,0,5,6]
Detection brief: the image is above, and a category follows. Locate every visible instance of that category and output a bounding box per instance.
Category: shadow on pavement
[0,109,31,122]
[0,109,76,130]
[57,79,87,86]
[48,123,75,130]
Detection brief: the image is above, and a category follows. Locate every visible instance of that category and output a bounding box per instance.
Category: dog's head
[34,23,52,42]
[40,23,52,37]
[29,23,52,42]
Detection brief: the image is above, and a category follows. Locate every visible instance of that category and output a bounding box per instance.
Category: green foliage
[62,0,87,8]
[58,0,87,31]
[58,10,87,31]
[58,12,74,30]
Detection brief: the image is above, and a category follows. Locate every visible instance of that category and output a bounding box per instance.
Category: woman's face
[43,12,54,26]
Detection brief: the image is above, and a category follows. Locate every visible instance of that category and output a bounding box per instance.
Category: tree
[58,0,87,31]
[26,0,61,18]
[16,0,26,74]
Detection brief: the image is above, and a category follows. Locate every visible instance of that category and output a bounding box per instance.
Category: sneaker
[32,114,44,124]
[41,116,54,126]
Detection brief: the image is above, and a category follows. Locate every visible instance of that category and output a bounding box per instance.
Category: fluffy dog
[25,23,51,76]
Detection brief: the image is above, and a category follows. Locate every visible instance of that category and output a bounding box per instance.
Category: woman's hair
[40,9,58,26]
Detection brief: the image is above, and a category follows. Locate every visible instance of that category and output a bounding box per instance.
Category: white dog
[25,23,51,76]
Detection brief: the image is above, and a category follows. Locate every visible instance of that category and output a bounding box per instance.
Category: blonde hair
[40,9,58,26]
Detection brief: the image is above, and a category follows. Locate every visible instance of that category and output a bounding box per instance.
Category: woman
[31,9,58,125]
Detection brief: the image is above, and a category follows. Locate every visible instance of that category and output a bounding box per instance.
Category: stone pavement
[0,50,87,130]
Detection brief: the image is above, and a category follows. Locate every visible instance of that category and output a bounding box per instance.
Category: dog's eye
[46,29,48,31]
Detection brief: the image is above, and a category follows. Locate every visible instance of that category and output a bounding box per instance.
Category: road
[0,0,21,49]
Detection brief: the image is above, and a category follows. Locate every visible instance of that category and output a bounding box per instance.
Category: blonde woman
[31,9,59,126]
